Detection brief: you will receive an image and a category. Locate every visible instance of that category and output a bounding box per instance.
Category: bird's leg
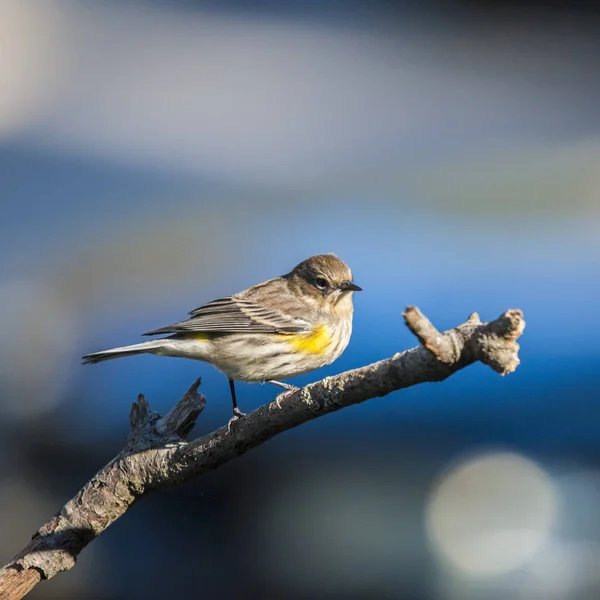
[267,380,298,391]
[229,379,245,419]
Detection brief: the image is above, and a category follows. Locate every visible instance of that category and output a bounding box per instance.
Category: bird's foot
[227,409,246,433]
[268,380,298,392]
[268,381,299,410]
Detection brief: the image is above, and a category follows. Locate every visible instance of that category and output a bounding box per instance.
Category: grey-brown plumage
[82,254,361,419]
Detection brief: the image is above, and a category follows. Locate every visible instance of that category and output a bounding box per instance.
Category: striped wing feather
[143,297,308,336]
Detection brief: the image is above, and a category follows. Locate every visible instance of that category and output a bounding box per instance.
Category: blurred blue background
[1,0,600,598]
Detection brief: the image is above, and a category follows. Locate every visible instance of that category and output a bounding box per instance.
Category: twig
[0,307,525,600]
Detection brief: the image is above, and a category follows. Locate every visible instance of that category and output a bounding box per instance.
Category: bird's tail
[82,340,167,365]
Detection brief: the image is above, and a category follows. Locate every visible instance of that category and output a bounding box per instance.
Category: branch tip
[129,394,152,431]
[403,306,455,363]
[156,380,207,439]
[503,309,526,339]
[402,306,525,371]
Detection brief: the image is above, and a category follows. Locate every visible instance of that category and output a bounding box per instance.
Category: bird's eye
[314,277,328,291]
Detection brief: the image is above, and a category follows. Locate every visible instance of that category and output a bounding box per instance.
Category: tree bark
[0,306,525,600]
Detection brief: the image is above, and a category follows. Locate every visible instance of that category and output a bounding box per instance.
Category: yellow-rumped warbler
[83,254,361,418]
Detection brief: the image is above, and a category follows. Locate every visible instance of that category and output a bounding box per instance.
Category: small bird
[83,254,361,419]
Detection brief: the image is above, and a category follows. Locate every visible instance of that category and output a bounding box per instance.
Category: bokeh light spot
[426,450,557,577]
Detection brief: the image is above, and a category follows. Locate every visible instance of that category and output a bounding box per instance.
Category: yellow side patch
[287,324,332,356]
[189,333,210,342]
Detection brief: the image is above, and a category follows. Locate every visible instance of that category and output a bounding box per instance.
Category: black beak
[340,281,362,292]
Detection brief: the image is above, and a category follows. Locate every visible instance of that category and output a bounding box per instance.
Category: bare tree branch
[0,307,525,600]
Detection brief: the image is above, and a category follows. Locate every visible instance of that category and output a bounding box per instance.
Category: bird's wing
[142,297,309,336]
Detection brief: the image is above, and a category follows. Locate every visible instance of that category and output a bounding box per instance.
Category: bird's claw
[227,410,246,433]
[268,380,298,392]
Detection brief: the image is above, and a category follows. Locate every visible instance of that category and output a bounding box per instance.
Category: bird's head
[286,253,362,313]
